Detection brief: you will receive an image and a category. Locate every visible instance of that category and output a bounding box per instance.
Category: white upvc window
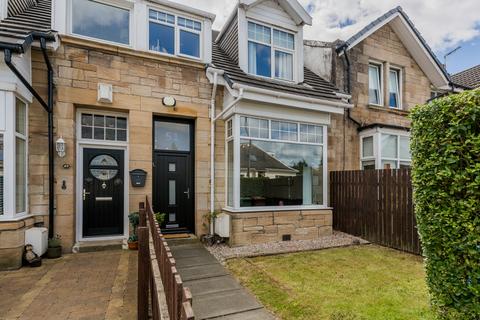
[368,63,382,105]
[70,0,132,46]
[247,21,295,81]
[360,129,411,170]
[148,8,202,59]
[78,111,129,144]
[0,94,29,220]
[226,115,328,211]
[389,68,401,109]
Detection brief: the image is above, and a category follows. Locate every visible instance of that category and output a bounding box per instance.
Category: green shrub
[410,89,480,319]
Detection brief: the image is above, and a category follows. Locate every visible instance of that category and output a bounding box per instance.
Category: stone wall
[227,209,333,246]
[28,36,225,252]
[328,23,432,172]
[0,215,46,270]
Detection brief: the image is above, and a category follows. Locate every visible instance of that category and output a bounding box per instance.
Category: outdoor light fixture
[56,137,66,158]
[162,96,176,108]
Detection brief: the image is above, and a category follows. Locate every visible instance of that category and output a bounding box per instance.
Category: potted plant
[155,212,166,226]
[47,234,62,259]
[128,212,139,250]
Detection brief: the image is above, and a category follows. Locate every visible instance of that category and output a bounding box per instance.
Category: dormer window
[247,21,294,81]
[149,9,202,59]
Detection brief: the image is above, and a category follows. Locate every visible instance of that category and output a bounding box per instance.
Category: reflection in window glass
[149,22,175,54]
[179,30,200,57]
[400,136,411,159]
[300,124,323,144]
[81,114,127,141]
[72,0,130,45]
[362,136,374,158]
[271,121,297,141]
[0,135,3,215]
[362,160,376,170]
[240,139,323,207]
[154,121,190,151]
[248,42,271,77]
[369,64,381,105]
[16,137,26,213]
[16,99,26,135]
[240,117,268,139]
[382,160,397,169]
[381,134,397,158]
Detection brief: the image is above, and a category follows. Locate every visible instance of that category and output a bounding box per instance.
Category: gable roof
[240,143,298,173]
[451,65,480,89]
[211,41,345,103]
[336,6,450,88]
[240,0,312,26]
[0,0,55,53]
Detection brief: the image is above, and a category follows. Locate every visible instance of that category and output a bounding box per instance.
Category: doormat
[163,233,191,239]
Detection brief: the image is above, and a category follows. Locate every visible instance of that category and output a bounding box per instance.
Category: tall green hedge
[410,89,480,319]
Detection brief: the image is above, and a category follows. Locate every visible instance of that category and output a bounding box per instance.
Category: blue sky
[173,0,480,75]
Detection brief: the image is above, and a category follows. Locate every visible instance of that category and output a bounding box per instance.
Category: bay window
[149,9,202,59]
[248,22,295,81]
[72,0,131,45]
[0,95,28,219]
[226,115,327,209]
[360,130,411,170]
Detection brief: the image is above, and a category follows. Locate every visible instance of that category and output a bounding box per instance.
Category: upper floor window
[248,22,294,81]
[389,69,401,109]
[72,0,130,45]
[368,63,382,105]
[149,9,202,59]
[81,113,128,142]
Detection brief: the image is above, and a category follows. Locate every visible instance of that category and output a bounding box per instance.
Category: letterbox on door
[130,169,147,187]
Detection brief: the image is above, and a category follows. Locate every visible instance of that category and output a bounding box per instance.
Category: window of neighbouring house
[72,0,130,45]
[360,130,411,170]
[149,9,202,59]
[226,115,327,209]
[248,21,295,81]
[81,113,128,142]
[15,98,27,214]
[369,63,382,105]
[389,69,401,109]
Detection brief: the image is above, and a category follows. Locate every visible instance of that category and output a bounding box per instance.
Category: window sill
[222,205,332,213]
[0,213,42,222]
[367,105,409,116]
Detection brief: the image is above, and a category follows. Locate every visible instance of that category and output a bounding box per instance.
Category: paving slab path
[168,239,276,320]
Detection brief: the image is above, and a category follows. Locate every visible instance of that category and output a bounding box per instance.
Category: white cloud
[171,0,480,51]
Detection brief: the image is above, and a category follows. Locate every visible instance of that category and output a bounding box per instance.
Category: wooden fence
[137,198,194,320]
[330,169,421,255]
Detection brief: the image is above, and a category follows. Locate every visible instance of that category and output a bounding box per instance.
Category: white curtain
[275,51,293,80]
[389,70,399,107]
[369,65,380,104]
[248,42,257,75]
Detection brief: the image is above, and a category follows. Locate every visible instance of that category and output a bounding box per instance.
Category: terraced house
[0,0,455,269]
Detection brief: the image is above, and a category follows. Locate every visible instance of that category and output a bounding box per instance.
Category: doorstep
[72,238,126,253]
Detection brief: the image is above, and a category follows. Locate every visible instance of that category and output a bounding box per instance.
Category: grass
[227,245,436,320]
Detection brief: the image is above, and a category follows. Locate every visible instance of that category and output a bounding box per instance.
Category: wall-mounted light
[162,96,176,108]
[56,137,66,158]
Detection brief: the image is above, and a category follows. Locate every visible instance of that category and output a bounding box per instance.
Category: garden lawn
[227,245,435,320]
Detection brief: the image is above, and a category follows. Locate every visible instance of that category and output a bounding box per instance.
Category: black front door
[153,118,194,232]
[83,148,124,237]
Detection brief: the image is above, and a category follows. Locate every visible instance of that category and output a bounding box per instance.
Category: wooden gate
[330,169,421,255]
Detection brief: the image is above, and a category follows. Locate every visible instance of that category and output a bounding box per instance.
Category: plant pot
[128,241,138,250]
[47,246,62,259]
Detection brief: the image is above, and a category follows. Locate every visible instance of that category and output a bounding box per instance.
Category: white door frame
[75,109,129,242]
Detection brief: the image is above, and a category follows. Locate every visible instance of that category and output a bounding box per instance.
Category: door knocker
[101,182,107,189]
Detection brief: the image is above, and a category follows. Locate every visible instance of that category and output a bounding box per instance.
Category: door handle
[83,189,91,200]
[183,188,190,200]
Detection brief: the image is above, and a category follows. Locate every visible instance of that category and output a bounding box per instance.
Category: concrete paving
[168,239,276,320]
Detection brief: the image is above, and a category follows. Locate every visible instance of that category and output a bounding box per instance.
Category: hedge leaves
[410,89,480,319]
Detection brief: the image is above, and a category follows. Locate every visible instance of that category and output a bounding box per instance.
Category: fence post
[139,202,146,227]
[137,226,149,320]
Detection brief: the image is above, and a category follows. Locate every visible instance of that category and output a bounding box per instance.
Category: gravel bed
[206,231,369,263]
